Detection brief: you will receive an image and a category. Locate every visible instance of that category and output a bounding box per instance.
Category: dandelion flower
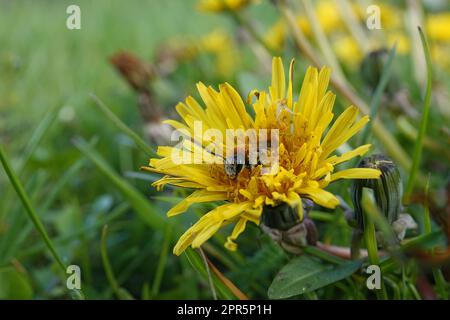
[427,12,450,42]
[143,57,381,255]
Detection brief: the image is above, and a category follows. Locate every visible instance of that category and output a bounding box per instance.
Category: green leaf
[268,255,362,299]
[0,267,33,299]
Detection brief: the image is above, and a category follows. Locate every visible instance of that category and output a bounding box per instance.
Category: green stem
[303,246,346,265]
[364,218,388,299]
[362,192,388,300]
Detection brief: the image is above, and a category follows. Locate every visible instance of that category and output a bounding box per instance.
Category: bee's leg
[351,229,363,259]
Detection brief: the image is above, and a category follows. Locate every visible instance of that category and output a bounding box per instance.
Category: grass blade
[151,223,173,297]
[184,248,237,300]
[101,225,134,300]
[90,94,157,157]
[0,144,85,299]
[359,44,397,145]
[16,103,60,174]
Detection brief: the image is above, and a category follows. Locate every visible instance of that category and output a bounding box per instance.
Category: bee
[224,157,243,179]
[223,152,259,179]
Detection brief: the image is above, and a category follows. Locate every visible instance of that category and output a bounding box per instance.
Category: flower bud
[261,199,317,254]
[352,154,402,229]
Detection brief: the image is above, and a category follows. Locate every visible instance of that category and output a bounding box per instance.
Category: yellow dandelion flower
[333,35,363,68]
[199,30,238,77]
[387,32,410,55]
[143,57,381,255]
[315,1,344,34]
[265,20,287,52]
[197,0,258,13]
[264,17,311,52]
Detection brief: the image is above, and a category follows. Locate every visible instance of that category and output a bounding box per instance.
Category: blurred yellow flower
[315,1,344,34]
[200,30,238,77]
[143,57,380,255]
[333,35,363,68]
[198,0,258,13]
[264,17,312,52]
[265,20,287,52]
[387,32,410,54]
[427,12,450,42]
[431,45,450,71]
[352,3,402,29]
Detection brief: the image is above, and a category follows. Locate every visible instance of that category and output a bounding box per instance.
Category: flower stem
[362,191,388,300]
[304,245,346,265]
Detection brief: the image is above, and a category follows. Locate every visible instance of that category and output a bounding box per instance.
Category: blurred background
[0,0,449,299]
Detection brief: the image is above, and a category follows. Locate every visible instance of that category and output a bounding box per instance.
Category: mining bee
[223,147,261,179]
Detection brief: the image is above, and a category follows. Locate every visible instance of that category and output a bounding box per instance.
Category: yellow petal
[326,144,371,165]
[330,168,381,182]
[287,59,295,108]
[225,218,248,251]
[192,221,222,248]
[167,190,228,217]
[299,187,340,208]
[270,57,285,101]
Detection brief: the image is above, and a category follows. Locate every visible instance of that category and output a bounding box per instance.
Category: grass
[404,27,433,204]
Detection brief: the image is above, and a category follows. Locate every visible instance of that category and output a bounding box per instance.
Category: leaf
[268,255,362,299]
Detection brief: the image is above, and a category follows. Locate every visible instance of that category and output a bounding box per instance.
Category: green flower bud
[351,154,403,230]
[261,200,317,254]
[262,200,312,231]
